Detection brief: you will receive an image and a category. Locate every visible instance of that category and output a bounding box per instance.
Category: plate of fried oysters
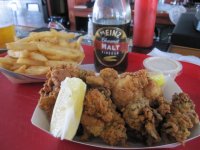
[31,65,200,149]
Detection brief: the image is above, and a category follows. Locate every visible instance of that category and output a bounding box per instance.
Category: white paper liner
[31,77,200,149]
[0,67,45,84]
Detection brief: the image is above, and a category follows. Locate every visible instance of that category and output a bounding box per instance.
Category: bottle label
[94,27,128,67]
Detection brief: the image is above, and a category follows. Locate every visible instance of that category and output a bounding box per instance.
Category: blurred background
[0,0,200,31]
[0,0,69,28]
[1,0,200,52]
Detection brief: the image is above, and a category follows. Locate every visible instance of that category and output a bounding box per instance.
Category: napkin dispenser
[171,13,200,49]
[170,13,200,57]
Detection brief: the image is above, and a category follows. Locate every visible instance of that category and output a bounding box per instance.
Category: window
[27,3,39,12]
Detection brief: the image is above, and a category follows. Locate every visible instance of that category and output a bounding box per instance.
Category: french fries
[25,66,50,76]
[46,60,77,68]
[16,57,45,66]
[0,57,17,64]
[14,65,27,74]
[37,43,83,60]
[0,29,85,76]
[6,42,38,51]
[21,51,48,62]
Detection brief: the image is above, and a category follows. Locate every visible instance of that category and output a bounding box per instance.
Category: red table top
[0,45,200,150]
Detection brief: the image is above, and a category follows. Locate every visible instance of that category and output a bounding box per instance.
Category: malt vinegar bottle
[93,0,131,72]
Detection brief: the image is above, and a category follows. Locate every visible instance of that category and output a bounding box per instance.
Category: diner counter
[0,45,200,150]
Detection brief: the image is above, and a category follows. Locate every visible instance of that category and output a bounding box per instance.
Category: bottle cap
[143,57,183,80]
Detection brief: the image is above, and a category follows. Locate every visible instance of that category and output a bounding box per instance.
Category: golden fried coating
[112,70,149,109]
[39,92,59,119]
[86,76,104,87]
[78,69,96,81]
[81,114,105,137]
[81,88,127,146]
[123,99,161,145]
[112,75,142,109]
[123,99,149,131]
[144,79,163,101]
[150,96,171,117]
[38,66,200,146]
[120,69,149,87]
[85,68,119,89]
[162,111,193,142]
[171,93,199,124]
[100,68,119,89]
[39,65,73,118]
[100,115,127,146]
[39,65,95,119]
[82,89,114,122]
[162,93,199,143]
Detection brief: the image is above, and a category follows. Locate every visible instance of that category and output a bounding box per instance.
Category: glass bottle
[82,14,94,45]
[93,0,131,72]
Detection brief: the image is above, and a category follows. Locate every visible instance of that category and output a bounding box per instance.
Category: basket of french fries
[0,29,85,83]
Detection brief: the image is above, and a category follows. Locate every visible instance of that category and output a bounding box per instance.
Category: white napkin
[148,48,200,66]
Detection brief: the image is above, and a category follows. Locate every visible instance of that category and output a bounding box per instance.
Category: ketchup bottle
[133,0,158,48]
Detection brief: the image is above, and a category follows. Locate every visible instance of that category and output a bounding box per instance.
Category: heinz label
[94,27,128,67]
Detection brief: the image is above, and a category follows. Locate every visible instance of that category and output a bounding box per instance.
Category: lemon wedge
[149,72,165,86]
[50,77,86,140]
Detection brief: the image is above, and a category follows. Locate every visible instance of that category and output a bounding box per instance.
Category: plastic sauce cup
[143,57,183,80]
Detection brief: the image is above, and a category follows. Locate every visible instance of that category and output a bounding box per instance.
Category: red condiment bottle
[133,0,158,48]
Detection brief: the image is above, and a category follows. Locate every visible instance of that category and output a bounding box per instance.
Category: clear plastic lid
[143,57,183,79]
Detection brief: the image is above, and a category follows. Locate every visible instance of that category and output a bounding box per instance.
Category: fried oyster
[38,66,199,146]
[80,88,127,146]
[162,93,199,143]
[123,99,161,145]
[112,70,149,110]
[39,65,95,119]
